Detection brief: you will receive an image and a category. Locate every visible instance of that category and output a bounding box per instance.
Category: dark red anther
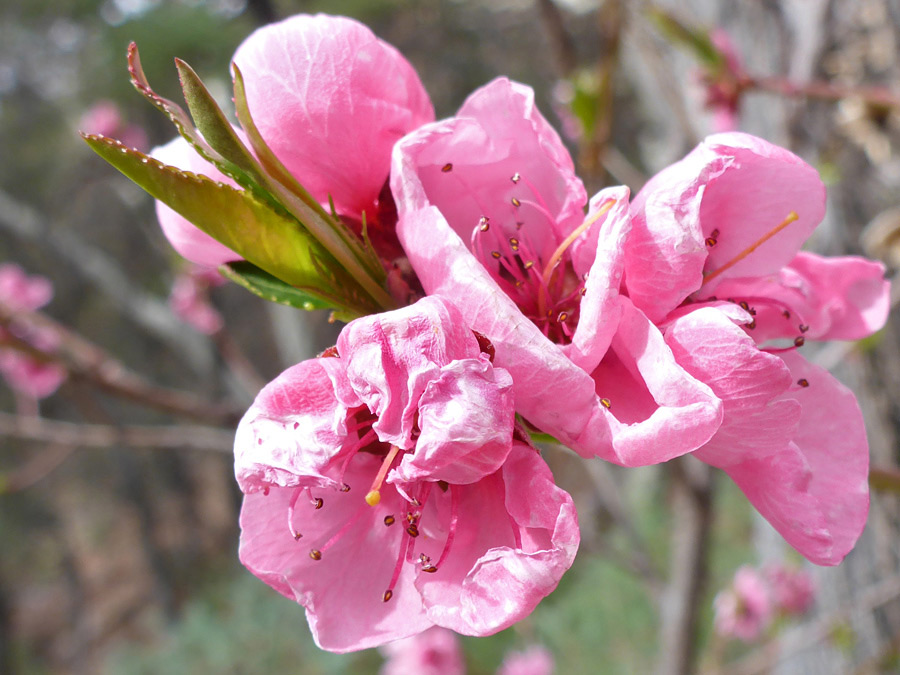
[309,549,322,561]
[797,378,810,387]
[319,346,340,358]
[472,330,496,363]
[441,163,453,173]
[794,336,805,347]
[382,590,393,603]
[406,524,420,538]
[339,484,351,492]
[422,565,438,573]
[384,515,396,526]
[799,324,809,333]
[511,197,521,207]
[314,497,324,510]
[747,319,756,330]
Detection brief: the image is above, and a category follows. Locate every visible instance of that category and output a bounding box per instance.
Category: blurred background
[2,0,900,673]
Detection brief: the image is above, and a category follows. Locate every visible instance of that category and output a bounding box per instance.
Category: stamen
[287,487,303,540]
[600,398,611,409]
[434,485,461,571]
[703,211,799,284]
[366,445,402,506]
[479,216,490,232]
[309,549,322,561]
[384,515,396,526]
[797,378,810,387]
[538,199,615,317]
[511,172,521,184]
[441,163,453,173]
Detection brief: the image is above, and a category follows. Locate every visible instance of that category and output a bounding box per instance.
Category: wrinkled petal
[336,296,482,448]
[628,132,826,321]
[234,358,349,493]
[239,459,432,652]
[391,358,515,485]
[562,186,631,374]
[575,298,724,466]
[712,252,890,342]
[151,136,241,268]
[233,13,434,217]
[416,443,579,635]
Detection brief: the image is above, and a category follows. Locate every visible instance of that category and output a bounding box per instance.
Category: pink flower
[233,13,434,220]
[379,627,465,675]
[79,100,148,151]
[235,296,579,652]
[713,565,773,642]
[702,30,745,133]
[0,264,66,399]
[764,563,815,616]
[630,132,890,564]
[153,13,434,269]
[392,77,723,467]
[168,266,224,335]
[497,645,555,675]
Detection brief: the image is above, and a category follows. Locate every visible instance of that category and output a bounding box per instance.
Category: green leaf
[646,7,725,70]
[218,261,331,312]
[83,134,379,318]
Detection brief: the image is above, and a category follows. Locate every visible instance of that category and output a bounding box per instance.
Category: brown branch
[657,458,715,675]
[0,303,243,425]
[742,75,900,110]
[0,412,233,454]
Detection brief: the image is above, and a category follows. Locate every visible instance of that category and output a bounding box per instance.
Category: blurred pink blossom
[79,99,148,151]
[0,264,66,399]
[765,563,816,616]
[379,627,465,675]
[497,645,555,675]
[168,267,224,335]
[713,565,773,642]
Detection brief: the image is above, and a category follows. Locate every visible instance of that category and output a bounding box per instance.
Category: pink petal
[232,13,434,218]
[151,136,241,268]
[627,133,826,320]
[379,627,466,675]
[416,443,579,635]
[562,186,631,374]
[392,358,515,485]
[234,358,350,493]
[713,252,890,342]
[238,462,433,652]
[336,296,482,448]
[0,264,53,312]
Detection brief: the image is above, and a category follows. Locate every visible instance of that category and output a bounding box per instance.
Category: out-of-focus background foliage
[2,0,900,673]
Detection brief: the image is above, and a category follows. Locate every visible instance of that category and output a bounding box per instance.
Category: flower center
[461,170,612,344]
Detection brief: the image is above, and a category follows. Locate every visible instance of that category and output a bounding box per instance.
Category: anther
[314,497,324,510]
[511,197,521,207]
[794,336,805,347]
[441,163,453,173]
[382,590,393,603]
[319,346,339,358]
[782,310,791,319]
[600,398,611,409]
[340,484,351,493]
[799,324,809,333]
[523,260,534,270]
[293,531,303,541]
[309,549,322,561]
[747,320,756,330]
[511,173,521,183]
[739,301,750,311]
[406,524,420,538]
[491,251,502,259]
[557,311,568,323]
[509,237,520,251]
[705,236,718,247]
[422,565,438,573]
[580,287,587,296]
[798,378,810,387]
[384,515,396,526]
[479,216,490,232]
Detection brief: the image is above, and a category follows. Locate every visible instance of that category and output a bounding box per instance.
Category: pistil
[366,444,403,506]
[702,211,799,285]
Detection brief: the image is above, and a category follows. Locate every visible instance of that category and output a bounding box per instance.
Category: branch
[0,412,233,453]
[742,75,900,110]
[656,457,715,675]
[0,302,243,425]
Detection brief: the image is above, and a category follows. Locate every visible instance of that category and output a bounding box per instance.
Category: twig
[0,302,243,425]
[743,75,900,110]
[0,412,233,453]
[1,444,74,492]
[0,188,214,374]
[656,457,715,675]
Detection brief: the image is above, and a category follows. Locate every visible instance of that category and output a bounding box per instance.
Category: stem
[743,75,900,110]
[0,302,242,425]
[656,458,715,675]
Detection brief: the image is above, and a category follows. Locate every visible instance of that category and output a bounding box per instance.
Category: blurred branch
[0,443,74,493]
[0,188,214,375]
[537,0,578,76]
[723,573,900,675]
[0,303,242,425]
[657,457,714,675]
[742,75,900,110]
[585,459,664,592]
[0,412,232,456]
